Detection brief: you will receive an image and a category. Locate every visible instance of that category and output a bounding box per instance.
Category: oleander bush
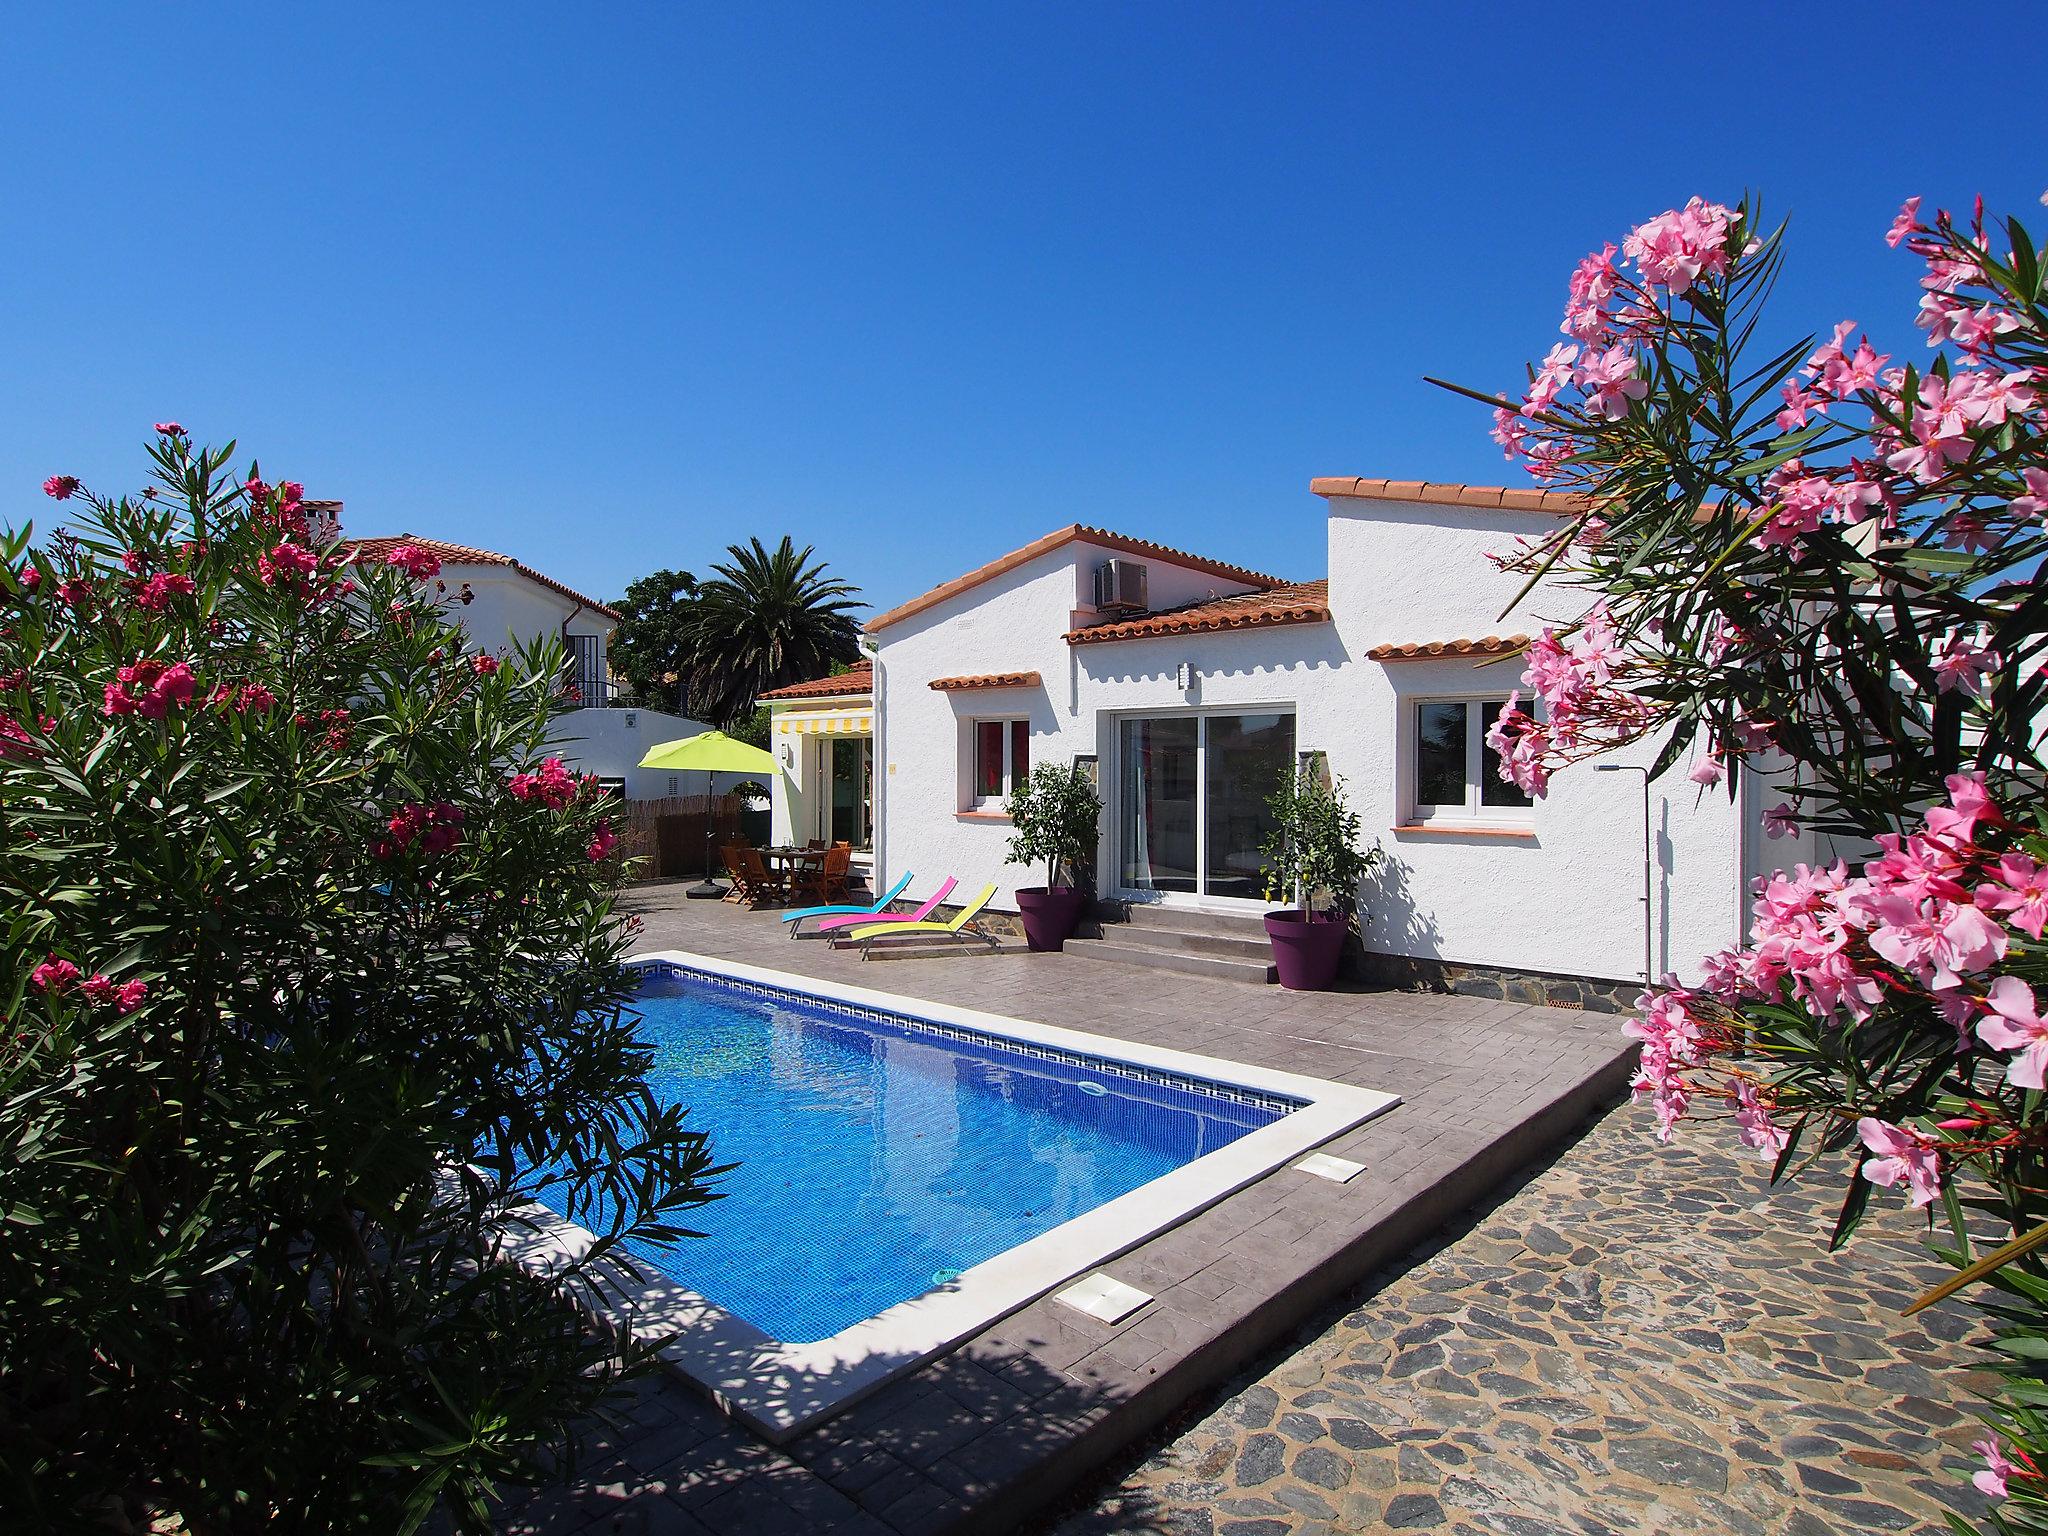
[0,437,716,1533]
[1454,192,2048,1527]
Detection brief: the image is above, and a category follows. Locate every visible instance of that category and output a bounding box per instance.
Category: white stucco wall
[432,566,614,666]
[549,707,751,800]
[870,506,1782,987]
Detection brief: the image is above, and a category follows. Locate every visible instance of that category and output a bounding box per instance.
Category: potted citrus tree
[1004,760,1101,952]
[1260,765,1380,990]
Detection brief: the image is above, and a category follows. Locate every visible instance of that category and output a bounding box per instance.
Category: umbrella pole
[686,766,725,899]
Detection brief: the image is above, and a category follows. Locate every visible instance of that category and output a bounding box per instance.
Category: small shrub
[1004,760,1101,890]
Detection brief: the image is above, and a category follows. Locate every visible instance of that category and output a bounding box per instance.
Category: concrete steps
[1073,903,1277,985]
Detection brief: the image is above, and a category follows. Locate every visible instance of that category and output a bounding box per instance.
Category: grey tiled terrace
[498,885,1636,1535]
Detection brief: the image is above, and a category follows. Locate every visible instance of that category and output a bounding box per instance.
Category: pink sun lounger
[818,876,957,940]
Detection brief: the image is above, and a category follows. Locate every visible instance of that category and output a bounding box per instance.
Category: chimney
[304,499,343,541]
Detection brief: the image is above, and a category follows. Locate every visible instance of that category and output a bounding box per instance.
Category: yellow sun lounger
[845,883,1000,959]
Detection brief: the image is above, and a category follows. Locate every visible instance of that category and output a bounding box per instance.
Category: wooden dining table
[757,845,826,901]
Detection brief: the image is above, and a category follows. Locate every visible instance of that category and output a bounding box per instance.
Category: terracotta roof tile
[343,535,622,620]
[1310,477,1594,517]
[1366,634,1530,661]
[929,671,1043,691]
[1065,580,1330,645]
[867,525,1286,634]
[758,662,873,702]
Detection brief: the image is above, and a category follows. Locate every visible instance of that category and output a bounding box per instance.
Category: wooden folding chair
[720,844,751,904]
[738,846,785,908]
[790,845,851,906]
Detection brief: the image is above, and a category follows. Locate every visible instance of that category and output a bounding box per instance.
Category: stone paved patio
[1052,1103,1999,1536]
[497,884,1636,1534]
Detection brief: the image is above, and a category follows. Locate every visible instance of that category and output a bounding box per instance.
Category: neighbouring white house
[761,477,1813,1004]
[337,518,733,800]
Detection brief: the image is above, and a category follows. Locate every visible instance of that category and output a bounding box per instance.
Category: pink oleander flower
[1622,197,1738,294]
[1775,383,1825,434]
[1575,346,1648,421]
[1856,1118,1942,1207]
[1928,771,2001,845]
[1884,373,1980,483]
[116,979,147,1014]
[1977,977,2048,1090]
[153,421,184,437]
[1974,1438,2014,1500]
[1865,893,2007,992]
[1978,854,2048,940]
[1562,243,1620,341]
[2014,467,2048,520]
[1625,984,1707,1141]
[1933,635,2002,699]
[507,757,578,811]
[258,541,321,586]
[1490,405,1529,460]
[133,572,196,611]
[374,801,464,859]
[234,681,278,715]
[80,974,117,1006]
[1886,196,1922,249]
[472,653,500,676]
[31,955,82,993]
[587,821,617,861]
[42,474,79,500]
[1763,803,1798,840]
[1687,756,1726,788]
[386,543,442,580]
[1733,1078,1789,1161]
[278,480,304,507]
[105,659,196,719]
[1524,343,1579,414]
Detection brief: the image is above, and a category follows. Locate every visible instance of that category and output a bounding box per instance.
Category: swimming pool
[512,951,1397,1439]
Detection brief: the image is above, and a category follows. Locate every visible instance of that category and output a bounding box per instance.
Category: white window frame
[966,717,1030,810]
[1405,694,1533,826]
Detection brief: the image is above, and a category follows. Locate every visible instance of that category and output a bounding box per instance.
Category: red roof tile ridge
[1310,477,1595,516]
[758,662,874,702]
[928,671,1043,691]
[1365,634,1531,661]
[343,534,622,620]
[1064,578,1331,645]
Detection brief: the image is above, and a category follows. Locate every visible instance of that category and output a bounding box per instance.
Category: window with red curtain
[1010,719,1030,787]
[976,720,1006,799]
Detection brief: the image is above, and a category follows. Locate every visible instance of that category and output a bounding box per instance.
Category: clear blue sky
[3,3,2040,616]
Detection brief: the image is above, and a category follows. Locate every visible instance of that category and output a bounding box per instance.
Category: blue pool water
[535,965,1296,1343]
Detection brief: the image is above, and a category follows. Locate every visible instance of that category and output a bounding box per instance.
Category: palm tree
[682,536,865,725]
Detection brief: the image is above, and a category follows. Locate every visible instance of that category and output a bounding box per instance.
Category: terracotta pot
[1264,907,1347,991]
[1014,886,1087,952]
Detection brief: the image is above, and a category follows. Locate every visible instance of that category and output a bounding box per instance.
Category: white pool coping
[502,948,1399,1443]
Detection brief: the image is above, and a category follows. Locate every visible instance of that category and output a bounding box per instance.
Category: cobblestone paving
[1056,1104,2000,1536]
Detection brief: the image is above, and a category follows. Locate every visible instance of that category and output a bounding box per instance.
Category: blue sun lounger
[781,870,915,936]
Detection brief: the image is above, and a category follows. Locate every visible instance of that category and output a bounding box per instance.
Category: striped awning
[775,707,873,736]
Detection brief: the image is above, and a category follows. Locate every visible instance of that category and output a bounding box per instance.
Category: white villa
[764,476,1809,1003]
[337,519,722,800]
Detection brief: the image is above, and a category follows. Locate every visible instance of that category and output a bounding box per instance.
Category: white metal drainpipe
[1595,762,1654,992]
[861,634,886,897]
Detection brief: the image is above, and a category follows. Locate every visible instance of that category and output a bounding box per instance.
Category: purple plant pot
[1015,886,1087,952]
[1264,908,1347,991]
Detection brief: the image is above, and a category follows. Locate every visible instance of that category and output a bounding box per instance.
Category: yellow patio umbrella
[637,730,778,898]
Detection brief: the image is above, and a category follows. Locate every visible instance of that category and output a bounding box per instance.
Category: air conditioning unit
[1093,558,1148,614]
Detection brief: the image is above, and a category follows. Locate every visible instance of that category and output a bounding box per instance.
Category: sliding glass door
[1118,711,1295,901]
